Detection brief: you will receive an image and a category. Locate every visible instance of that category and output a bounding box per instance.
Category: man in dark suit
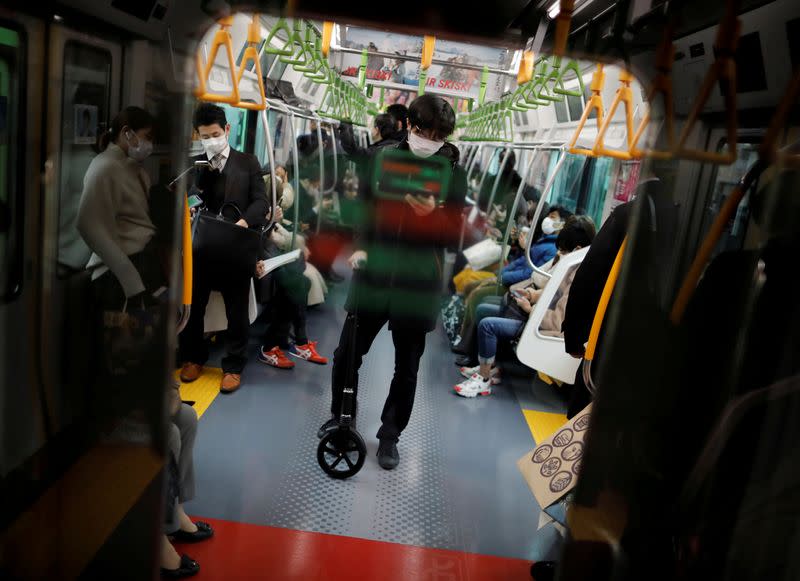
[178,103,269,393]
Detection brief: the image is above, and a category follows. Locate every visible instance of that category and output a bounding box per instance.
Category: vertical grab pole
[496,147,539,293]
[287,110,300,250]
[259,108,278,228]
[525,146,568,276]
[314,112,326,234]
[177,196,193,334]
[485,145,513,214]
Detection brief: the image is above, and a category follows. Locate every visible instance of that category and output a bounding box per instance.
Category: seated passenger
[499,205,569,286]
[256,201,328,369]
[162,379,213,578]
[454,215,596,398]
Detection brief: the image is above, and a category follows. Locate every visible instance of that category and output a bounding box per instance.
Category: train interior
[2,0,800,579]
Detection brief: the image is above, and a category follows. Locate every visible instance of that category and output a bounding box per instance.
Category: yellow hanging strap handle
[585,237,627,361]
[553,0,575,57]
[182,197,193,308]
[517,50,535,85]
[195,16,240,105]
[321,21,334,57]
[592,69,637,160]
[568,64,605,157]
[674,2,740,164]
[630,24,676,159]
[234,14,267,111]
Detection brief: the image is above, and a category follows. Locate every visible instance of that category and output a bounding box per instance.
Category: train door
[0,14,45,482]
[42,25,121,429]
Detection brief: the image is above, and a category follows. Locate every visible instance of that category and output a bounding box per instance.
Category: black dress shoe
[530,561,556,581]
[161,554,199,578]
[169,521,214,543]
[377,439,399,470]
[454,354,477,367]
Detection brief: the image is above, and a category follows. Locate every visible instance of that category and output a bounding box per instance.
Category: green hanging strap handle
[358,49,368,89]
[418,68,428,95]
[478,65,489,105]
[264,17,294,56]
[553,59,586,96]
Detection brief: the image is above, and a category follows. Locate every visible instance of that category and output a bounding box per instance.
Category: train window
[700,142,760,256]
[547,153,589,215]
[57,41,112,276]
[554,99,568,123]
[0,23,24,301]
[580,157,615,227]
[566,92,583,121]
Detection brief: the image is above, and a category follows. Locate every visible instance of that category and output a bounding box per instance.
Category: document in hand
[256,248,302,279]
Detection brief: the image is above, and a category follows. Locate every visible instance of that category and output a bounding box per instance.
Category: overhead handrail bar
[525,146,570,278]
[194,16,240,105]
[591,68,637,159]
[568,64,605,157]
[673,0,740,164]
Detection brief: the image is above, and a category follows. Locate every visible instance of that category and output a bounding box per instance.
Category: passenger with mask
[500,205,568,286]
[178,103,269,393]
[77,106,161,308]
[318,94,466,470]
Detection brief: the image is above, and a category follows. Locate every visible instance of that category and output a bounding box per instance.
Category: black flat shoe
[530,561,556,581]
[377,439,399,470]
[169,521,214,543]
[161,554,199,578]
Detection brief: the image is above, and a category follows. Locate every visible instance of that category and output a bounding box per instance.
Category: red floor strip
[174,517,532,580]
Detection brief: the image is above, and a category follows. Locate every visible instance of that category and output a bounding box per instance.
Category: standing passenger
[318,94,466,470]
[178,103,269,393]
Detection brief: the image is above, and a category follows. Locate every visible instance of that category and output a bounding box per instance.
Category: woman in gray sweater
[77,106,162,308]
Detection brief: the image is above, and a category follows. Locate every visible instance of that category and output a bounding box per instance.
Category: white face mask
[125,130,153,162]
[407,131,444,158]
[201,134,228,157]
[541,216,563,235]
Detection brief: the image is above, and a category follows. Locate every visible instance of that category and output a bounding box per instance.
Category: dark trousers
[263,270,310,349]
[331,312,427,443]
[178,262,251,374]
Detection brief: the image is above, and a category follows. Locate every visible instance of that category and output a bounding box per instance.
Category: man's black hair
[373,113,395,140]
[193,102,227,130]
[385,103,408,131]
[545,204,571,222]
[557,215,597,252]
[407,95,455,141]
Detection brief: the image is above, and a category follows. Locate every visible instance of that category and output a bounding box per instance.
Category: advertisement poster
[339,27,512,101]
[74,104,98,145]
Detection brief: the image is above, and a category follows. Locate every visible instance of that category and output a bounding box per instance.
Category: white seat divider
[515,246,590,384]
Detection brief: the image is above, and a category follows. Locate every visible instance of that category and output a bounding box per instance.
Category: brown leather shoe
[179,363,202,383]
[220,373,241,393]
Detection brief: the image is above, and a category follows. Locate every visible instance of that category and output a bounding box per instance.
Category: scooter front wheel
[317,428,366,479]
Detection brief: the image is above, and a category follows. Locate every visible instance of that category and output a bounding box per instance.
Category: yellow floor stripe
[522,409,568,444]
[175,367,223,419]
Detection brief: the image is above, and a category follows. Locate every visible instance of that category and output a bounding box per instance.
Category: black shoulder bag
[192,202,262,274]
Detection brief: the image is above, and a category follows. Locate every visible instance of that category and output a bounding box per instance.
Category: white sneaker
[454,374,493,398]
[459,365,501,384]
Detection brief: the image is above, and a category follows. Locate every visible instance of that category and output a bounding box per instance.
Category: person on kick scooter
[317,94,466,470]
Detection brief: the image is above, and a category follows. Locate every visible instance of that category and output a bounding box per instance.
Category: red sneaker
[258,345,295,369]
[290,341,328,365]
